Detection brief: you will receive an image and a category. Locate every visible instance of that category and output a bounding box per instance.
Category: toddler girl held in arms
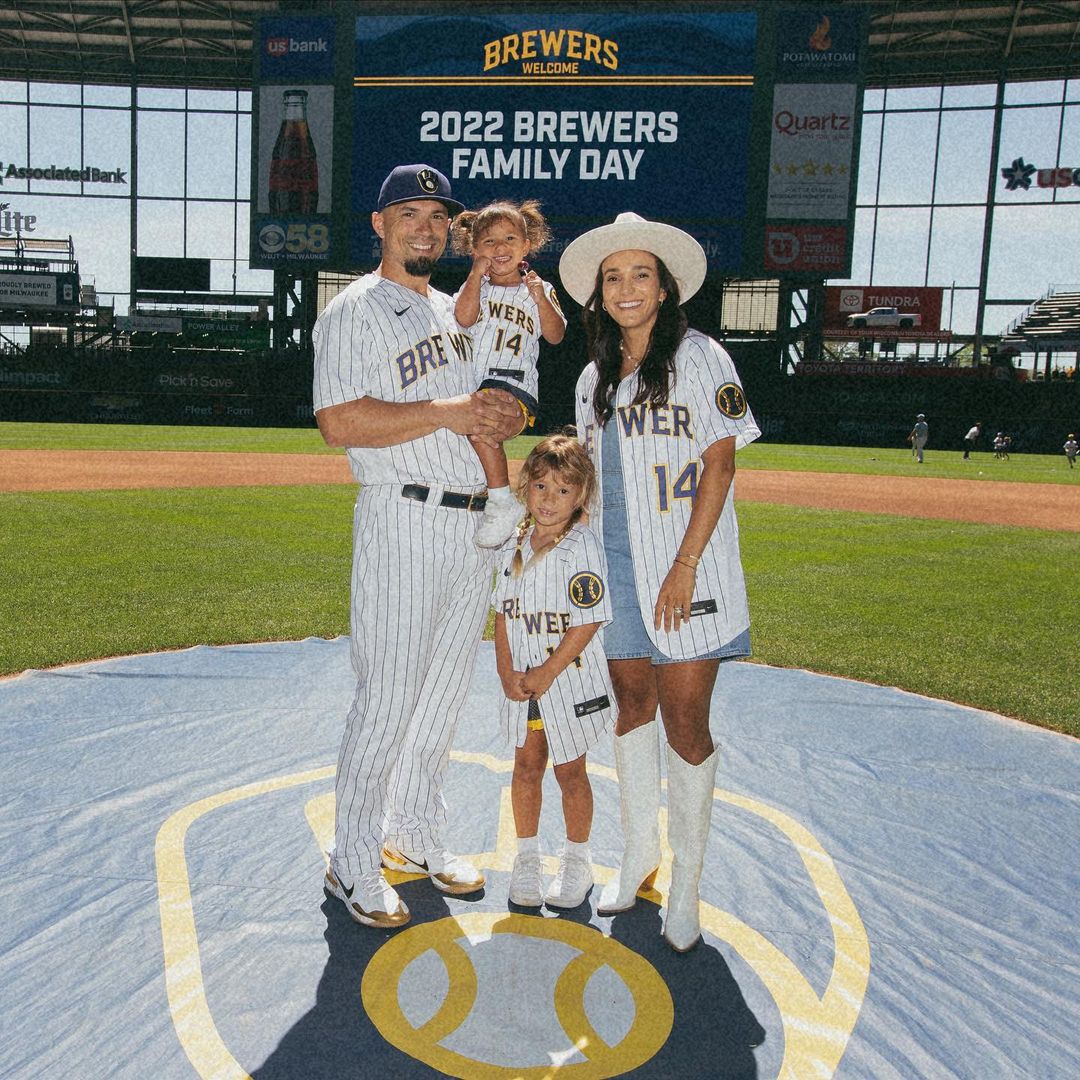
[452,199,566,547]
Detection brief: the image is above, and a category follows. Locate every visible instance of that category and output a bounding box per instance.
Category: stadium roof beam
[0,2,1079,92]
[863,0,1080,85]
[0,0,292,89]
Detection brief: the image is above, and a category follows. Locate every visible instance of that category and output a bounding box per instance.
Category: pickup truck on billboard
[847,306,922,329]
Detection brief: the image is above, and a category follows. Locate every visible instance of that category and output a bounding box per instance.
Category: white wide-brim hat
[558,212,707,307]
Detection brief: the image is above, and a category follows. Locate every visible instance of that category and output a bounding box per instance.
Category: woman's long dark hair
[583,254,688,426]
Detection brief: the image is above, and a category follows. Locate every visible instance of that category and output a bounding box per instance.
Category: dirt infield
[3,448,1078,531]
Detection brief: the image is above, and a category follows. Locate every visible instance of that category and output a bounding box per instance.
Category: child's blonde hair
[451,199,553,256]
[510,430,595,576]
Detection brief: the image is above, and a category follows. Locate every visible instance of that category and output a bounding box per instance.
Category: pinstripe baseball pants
[334,484,493,878]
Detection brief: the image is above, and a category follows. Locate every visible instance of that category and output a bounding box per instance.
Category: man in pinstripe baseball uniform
[313,164,525,928]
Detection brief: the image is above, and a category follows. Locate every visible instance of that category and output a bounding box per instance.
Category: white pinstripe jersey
[575,329,761,660]
[493,523,615,765]
[453,276,565,406]
[312,273,485,488]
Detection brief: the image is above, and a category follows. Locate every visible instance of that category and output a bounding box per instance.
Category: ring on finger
[673,606,684,615]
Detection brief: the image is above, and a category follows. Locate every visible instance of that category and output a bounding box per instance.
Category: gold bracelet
[676,551,700,562]
[673,556,698,571]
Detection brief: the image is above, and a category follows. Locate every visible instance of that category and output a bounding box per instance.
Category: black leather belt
[401,483,487,511]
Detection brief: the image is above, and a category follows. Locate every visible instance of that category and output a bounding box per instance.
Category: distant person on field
[1064,433,1078,469]
[962,422,982,460]
[993,432,1010,460]
[908,413,928,463]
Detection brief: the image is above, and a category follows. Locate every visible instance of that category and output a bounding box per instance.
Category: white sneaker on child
[475,497,524,548]
[544,847,593,909]
[508,850,544,907]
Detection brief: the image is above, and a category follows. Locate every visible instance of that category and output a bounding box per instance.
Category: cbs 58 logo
[258,221,329,255]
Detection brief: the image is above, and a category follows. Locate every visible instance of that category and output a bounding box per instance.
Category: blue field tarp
[1,638,1077,1079]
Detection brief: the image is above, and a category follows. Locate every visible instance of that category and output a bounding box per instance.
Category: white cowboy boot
[662,743,719,952]
[597,721,662,914]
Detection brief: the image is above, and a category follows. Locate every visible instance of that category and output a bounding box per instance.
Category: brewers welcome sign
[250,4,867,280]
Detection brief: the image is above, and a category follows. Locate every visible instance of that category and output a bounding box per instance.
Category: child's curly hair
[509,429,595,576]
[450,199,553,256]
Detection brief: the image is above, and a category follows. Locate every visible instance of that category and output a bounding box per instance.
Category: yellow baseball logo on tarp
[156,751,871,1079]
[715,383,747,419]
[363,912,673,1077]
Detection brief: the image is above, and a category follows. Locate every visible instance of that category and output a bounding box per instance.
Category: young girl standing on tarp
[492,434,615,909]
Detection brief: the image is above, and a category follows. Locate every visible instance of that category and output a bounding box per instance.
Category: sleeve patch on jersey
[715,383,747,419]
[569,571,604,609]
[574,694,611,717]
[548,287,564,315]
[690,598,718,616]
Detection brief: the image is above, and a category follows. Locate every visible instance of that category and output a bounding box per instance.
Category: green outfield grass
[0,421,339,455]
[2,421,1077,483]
[2,485,1076,736]
[737,440,1080,484]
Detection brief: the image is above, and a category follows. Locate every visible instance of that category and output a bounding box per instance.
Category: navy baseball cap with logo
[377,164,465,216]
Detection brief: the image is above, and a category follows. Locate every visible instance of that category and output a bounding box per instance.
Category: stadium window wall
[720,279,780,335]
[3,73,1079,362]
[830,77,1080,372]
[317,274,362,317]
[0,79,271,347]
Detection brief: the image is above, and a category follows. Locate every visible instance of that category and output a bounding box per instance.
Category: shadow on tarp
[253,882,764,1079]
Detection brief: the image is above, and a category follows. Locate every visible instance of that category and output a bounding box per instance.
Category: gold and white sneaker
[382,845,486,895]
[324,865,410,929]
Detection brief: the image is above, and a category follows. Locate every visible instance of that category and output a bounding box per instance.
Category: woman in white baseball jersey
[493,434,615,910]
[452,200,567,547]
[560,212,761,952]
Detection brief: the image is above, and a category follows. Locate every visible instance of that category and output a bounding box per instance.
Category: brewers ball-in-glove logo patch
[569,571,604,609]
[716,382,747,419]
[417,168,439,194]
[548,288,564,316]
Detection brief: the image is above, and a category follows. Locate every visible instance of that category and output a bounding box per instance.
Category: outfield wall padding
[1,346,1076,449]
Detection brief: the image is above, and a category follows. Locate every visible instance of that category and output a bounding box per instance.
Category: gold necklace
[529,520,573,556]
[620,339,648,369]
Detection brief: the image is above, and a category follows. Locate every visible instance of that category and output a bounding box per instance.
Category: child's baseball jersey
[456,276,565,416]
[493,522,615,764]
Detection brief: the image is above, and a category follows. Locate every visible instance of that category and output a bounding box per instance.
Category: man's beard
[404,256,436,277]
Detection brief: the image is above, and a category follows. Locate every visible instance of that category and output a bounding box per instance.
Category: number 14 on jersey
[653,460,698,512]
[492,327,523,357]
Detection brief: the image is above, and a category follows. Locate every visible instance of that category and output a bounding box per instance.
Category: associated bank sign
[0,160,128,184]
